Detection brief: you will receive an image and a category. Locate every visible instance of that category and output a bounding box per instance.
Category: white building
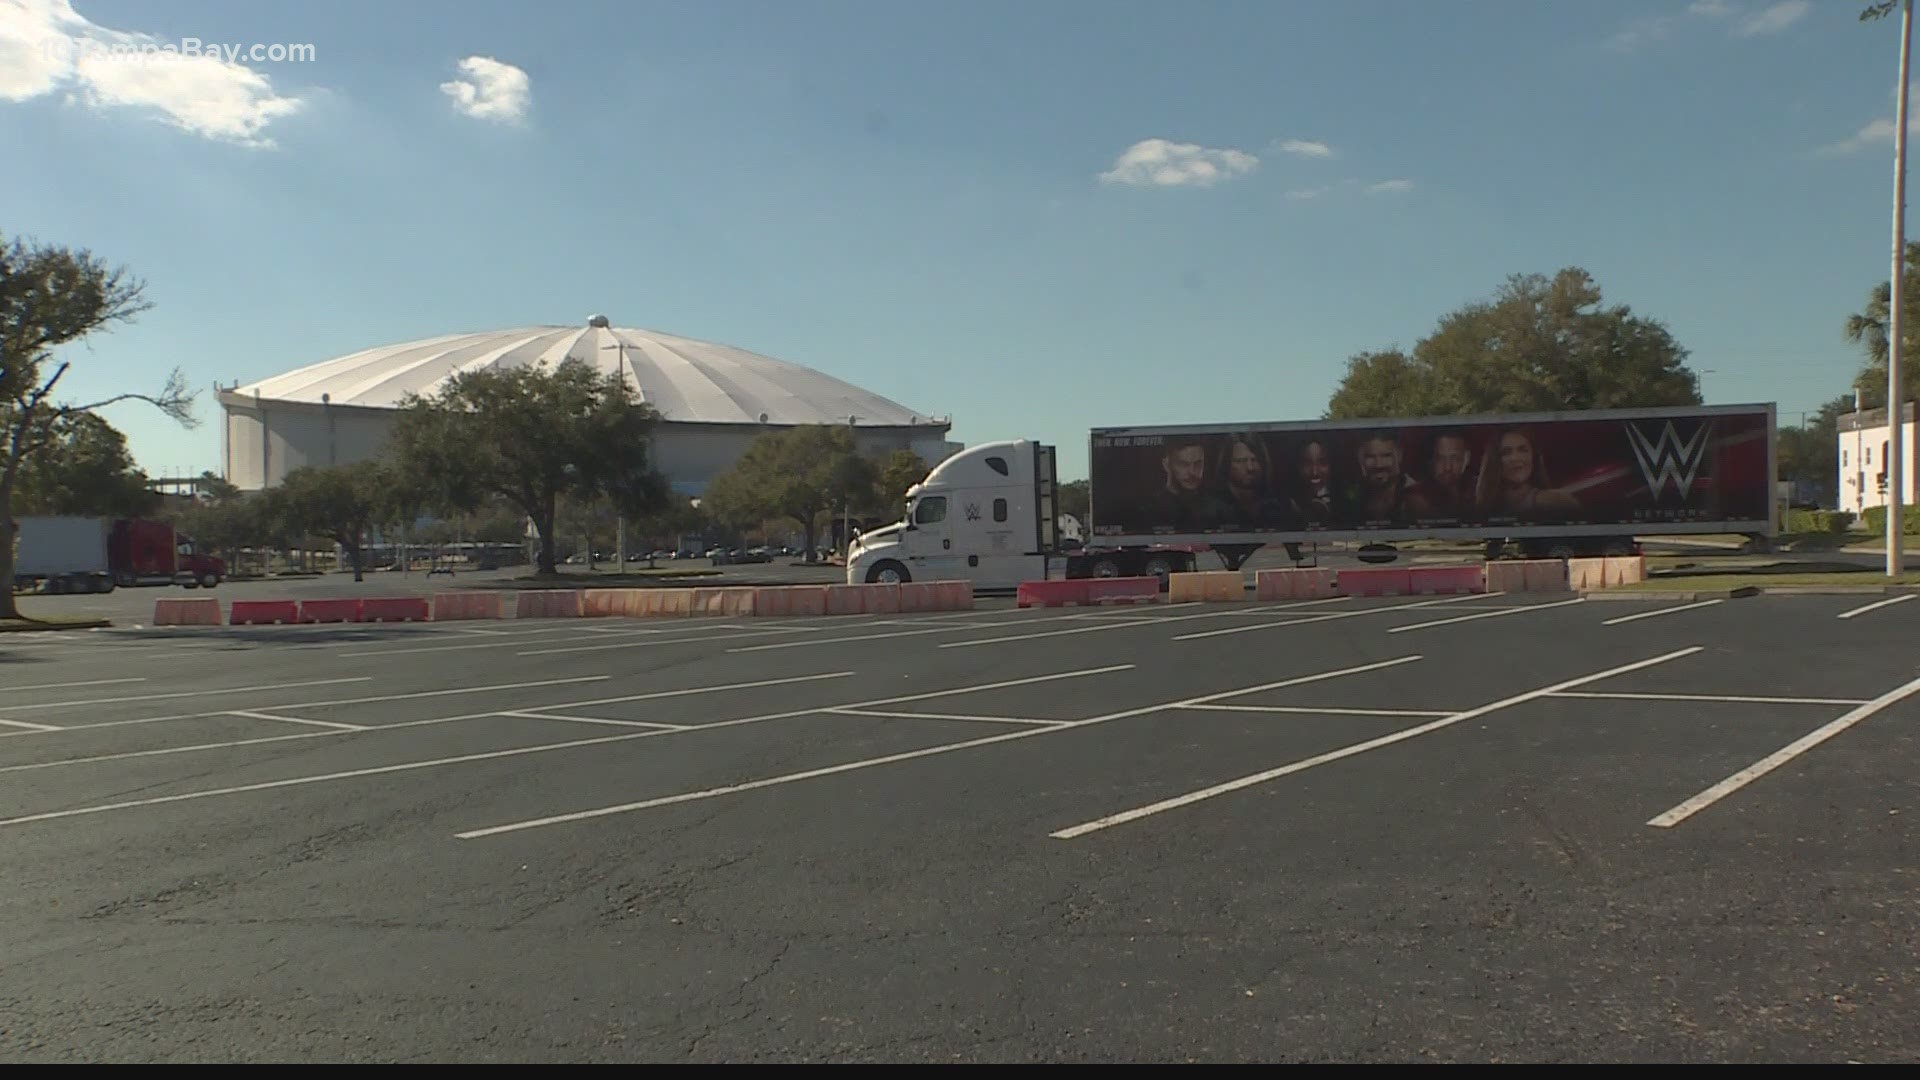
[217,316,962,496]
[1836,403,1919,516]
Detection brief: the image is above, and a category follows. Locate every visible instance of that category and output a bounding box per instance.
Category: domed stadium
[216,316,960,495]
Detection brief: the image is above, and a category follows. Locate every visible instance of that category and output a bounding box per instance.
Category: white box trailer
[12,516,113,593]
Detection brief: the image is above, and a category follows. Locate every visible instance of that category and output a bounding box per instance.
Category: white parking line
[337,624,746,659]
[501,711,690,731]
[0,675,613,738]
[228,710,369,732]
[1174,593,1490,641]
[453,656,1420,840]
[0,672,856,775]
[521,627,826,655]
[0,677,372,713]
[0,666,1131,829]
[1837,594,1917,620]
[1550,691,1869,706]
[1050,646,1704,840]
[827,708,1070,727]
[1191,704,1453,718]
[940,598,1353,649]
[0,718,64,732]
[4,677,147,692]
[1386,597,1586,634]
[1601,599,1725,626]
[1647,671,1920,829]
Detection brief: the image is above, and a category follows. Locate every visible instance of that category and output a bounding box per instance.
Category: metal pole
[1891,0,1913,577]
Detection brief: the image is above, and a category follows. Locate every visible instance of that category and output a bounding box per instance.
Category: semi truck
[11,516,226,594]
[844,403,1777,590]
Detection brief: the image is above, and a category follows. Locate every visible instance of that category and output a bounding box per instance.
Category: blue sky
[0,0,1909,482]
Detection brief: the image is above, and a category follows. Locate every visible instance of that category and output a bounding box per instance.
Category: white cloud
[0,0,303,147]
[1735,0,1810,36]
[1817,115,1920,156]
[1688,0,1735,16]
[1367,179,1414,194]
[1098,138,1258,188]
[1277,138,1335,159]
[440,56,530,124]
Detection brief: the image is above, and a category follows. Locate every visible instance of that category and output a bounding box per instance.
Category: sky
[0,0,1911,483]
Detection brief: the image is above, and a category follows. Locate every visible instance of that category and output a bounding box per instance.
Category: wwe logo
[1626,420,1712,498]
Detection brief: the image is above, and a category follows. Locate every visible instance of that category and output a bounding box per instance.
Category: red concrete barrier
[898,582,941,612]
[1086,576,1160,605]
[1017,579,1092,608]
[154,597,221,626]
[1255,567,1338,600]
[1337,568,1413,597]
[230,600,299,625]
[299,598,363,624]
[362,596,430,622]
[784,585,828,616]
[1406,565,1485,595]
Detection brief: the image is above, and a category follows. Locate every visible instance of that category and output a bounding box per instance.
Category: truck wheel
[866,560,910,584]
[1088,558,1121,578]
[200,572,219,588]
[1142,555,1176,588]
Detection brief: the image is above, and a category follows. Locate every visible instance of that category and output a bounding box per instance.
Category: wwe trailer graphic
[1086,405,1774,538]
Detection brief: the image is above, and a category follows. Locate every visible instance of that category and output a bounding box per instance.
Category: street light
[1881,0,1914,576]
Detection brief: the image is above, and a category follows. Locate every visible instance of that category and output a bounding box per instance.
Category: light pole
[1890,0,1913,576]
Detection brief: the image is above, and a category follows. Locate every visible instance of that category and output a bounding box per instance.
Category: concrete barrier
[299,598,363,624]
[783,585,828,616]
[230,600,298,626]
[433,592,504,620]
[899,582,944,612]
[1086,576,1160,605]
[1017,579,1092,608]
[362,597,430,622]
[154,597,221,626]
[1604,555,1647,585]
[1337,567,1413,597]
[1169,571,1242,603]
[1567,558,1608,591]
[1485,559,1569,593]
[1255,567,1338,601]
[1406,565,1486,595]
[932,581,974,610]
[691,587,758,616]
[515,590,583,619]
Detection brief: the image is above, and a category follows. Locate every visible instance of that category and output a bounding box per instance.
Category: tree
[701,425,867,561]
[873,449,928,515]
[1324,268,1702,419]
[1776,396,1855,509]
[1,231,194,619]
[8,412,160,518]
[387,358,672,575]
[1844,240,1920,410]
[277,462,393,582]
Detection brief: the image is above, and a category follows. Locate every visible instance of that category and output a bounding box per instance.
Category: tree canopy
[701,425,875,560]
[1325,268,1703,420]
[1,230,195,618]
[387,358,672,575]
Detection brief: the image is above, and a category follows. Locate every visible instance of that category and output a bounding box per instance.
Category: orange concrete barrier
[1336,568,1412,597]
[1255,567,1339,601]
[1406,565,1486,595]
[154,597,221,626]
[433,592,504,620]
[1170,571,1242,603]
[689,587,757,616]
[1485,560,1569,593]
[515,589,583,618]
[1568,558,1608,591]
[1603,555,1646,585]
[932,580,974,610]
[784,585,828,616]
[899,582,942,612]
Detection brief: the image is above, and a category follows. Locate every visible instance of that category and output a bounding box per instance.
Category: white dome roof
[231,322,944,428]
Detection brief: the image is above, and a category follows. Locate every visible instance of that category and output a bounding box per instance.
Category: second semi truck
[845,403,1778,589]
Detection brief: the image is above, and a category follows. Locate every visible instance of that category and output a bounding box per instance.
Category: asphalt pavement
[1,588,1916,1062]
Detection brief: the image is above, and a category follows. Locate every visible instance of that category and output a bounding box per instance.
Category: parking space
[2,590,1917,1061]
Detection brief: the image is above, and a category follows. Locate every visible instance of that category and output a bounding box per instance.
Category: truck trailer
[11,516,227,594]
[844,403,1777,590]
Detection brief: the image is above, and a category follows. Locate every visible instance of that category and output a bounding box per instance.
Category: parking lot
[2,589,1916,1062]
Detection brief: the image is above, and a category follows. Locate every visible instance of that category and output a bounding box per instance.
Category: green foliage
[1786,508,1856,535]
[873,449,928,514]
[1325,268,1702,420]
[1775,397,1854,508]
[1,230,194,616]
[387,358,672,575]
[702,425,870,560]
[1861,505,1920,534]
[7,412,160,518]
[276,461,398,581]
[1843,241,1920,410]
[1057,479,1091,524]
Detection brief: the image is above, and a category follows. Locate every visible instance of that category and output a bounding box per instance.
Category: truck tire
[865,559,910,584]
[1087,557,1122,577]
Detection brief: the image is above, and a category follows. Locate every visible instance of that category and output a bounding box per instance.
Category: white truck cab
[846,439,1058,590]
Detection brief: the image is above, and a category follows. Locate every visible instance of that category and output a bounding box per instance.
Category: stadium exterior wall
[217,390,959,496]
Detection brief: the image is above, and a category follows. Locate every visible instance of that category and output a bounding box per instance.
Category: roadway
[1,589,1915,1061]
